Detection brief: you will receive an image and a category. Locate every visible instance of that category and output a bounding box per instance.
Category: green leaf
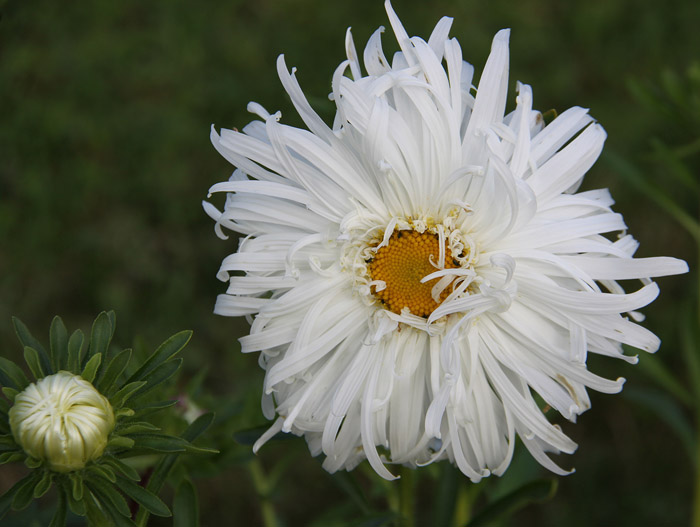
[110,381,147,409]
[97,349,132,395]
[12,317,52,375]
[466,479,558,527]
[63,479,86,516]
[23,346,46,380]
[107,435,136,451]
[182,412,215,442]
[127,330,192,384]
[432,463,459,527]
[0,356,30,391]
[131,359,182,400]
[636,352,693,406]
[173,478,199,527]
[1,387,19,402]
[117,422,161,436]
[117,475,171,517]
[24,456,42,468]
[33,470,53,498]
[67,329,85,373]
[11,470,41,511]
[80,353,102,383]
[0,452,24,465]
[70,471,84,501]
[129,434,189,453]
[87,477,131,518]
[49,316,69,372]
[84,488,110,526]
[48,486,67,527]
[329,471,372,516]
[87,462,117,483]
[90,311,115,361]
[102,456,141,481]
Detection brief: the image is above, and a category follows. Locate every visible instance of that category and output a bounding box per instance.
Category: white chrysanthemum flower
[9,371,115,472]
[205,2,688,480]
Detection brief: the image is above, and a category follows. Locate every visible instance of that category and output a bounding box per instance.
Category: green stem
[248,458,280,527]
[398,466,415,527]
[453,479,473,527]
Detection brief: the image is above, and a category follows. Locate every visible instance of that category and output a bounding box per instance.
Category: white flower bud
[9,371,115,472]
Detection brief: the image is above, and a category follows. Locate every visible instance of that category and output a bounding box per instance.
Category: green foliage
[0,312,216,527]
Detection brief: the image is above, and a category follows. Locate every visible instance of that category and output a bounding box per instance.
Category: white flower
[9,371,115,472]
[204,1,688,480]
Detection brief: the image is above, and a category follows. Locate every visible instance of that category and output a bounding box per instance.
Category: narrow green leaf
[129,434,188,453]
[0,452,23,465]
[107,311,117,334]
[117,422,161,436]
[23,346,46,380]
[0,474,30,519]
[80,353,102,383]
[636,352,693,406]
[110,381,147,409]
[63,479,86,516]
[130,400,177,418]
[182,412,215,442]
[90,311,115,360]
[466,479,558,527]
[84,488,110,526]
[11,470,41,511]
[87,477,130,518]
[67,329,85,373]
[12,317,52,375]
[131,359,182,399]
[329,471,372,516]
[1,387,19,402]
[127,330,192,384]
[97,349,132,395]
[107,435,136,451]
[102,456,141,481]
[173,479,199,527]
[33,470,53,498]
[0,356,30,391]
[681,310,700,402]
[117,475,171,517]
[48,486,67,527]
[70,471,84,501]
[432,463,459,527]
[87,462,117,483]
[49,316,69,372]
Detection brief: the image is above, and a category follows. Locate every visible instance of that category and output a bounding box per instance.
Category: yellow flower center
[368,230,459,317]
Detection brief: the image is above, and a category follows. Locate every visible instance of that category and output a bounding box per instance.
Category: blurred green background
[1,0,698,525]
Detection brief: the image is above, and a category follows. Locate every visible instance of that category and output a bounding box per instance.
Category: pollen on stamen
[367,230,460,318]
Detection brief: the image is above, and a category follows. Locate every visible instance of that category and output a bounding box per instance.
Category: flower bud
[9,371,115,472]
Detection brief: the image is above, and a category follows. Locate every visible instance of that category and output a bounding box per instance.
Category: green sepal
[127,330,192,384]
[67,329,85,373]
[84,488,110,526]
[48,486,67,527]
[1,387,18,402]
[117,421,161,435]
[107,435,136,451]
[173,478,199,527]
[64,478,86,516]
[116,475,171,517]
[12,317,52,375]
[0,452,23,465]
[110,381,147,409]
[11,470,42,511]
[86,476,130,518]
[97,349,132,395]
[80,353,102,384]
[0,356,30,391]
[70,470,84,501]
[116,408,136,419]
[49,316,69,372]
[33,470,53,498]
[23,346,46,380]
[102,456,141,481]
[0,397,9,414]
[131,359,182,400]
[24,456,42,468]
[89,312,115,364]
[87,462,117,483]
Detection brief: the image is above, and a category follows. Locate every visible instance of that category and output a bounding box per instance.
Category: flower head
[9,371,114,472]
[205,1,688,480]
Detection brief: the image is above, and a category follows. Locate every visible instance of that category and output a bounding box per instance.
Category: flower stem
[398,465,415,527]
[248,458,280,527]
